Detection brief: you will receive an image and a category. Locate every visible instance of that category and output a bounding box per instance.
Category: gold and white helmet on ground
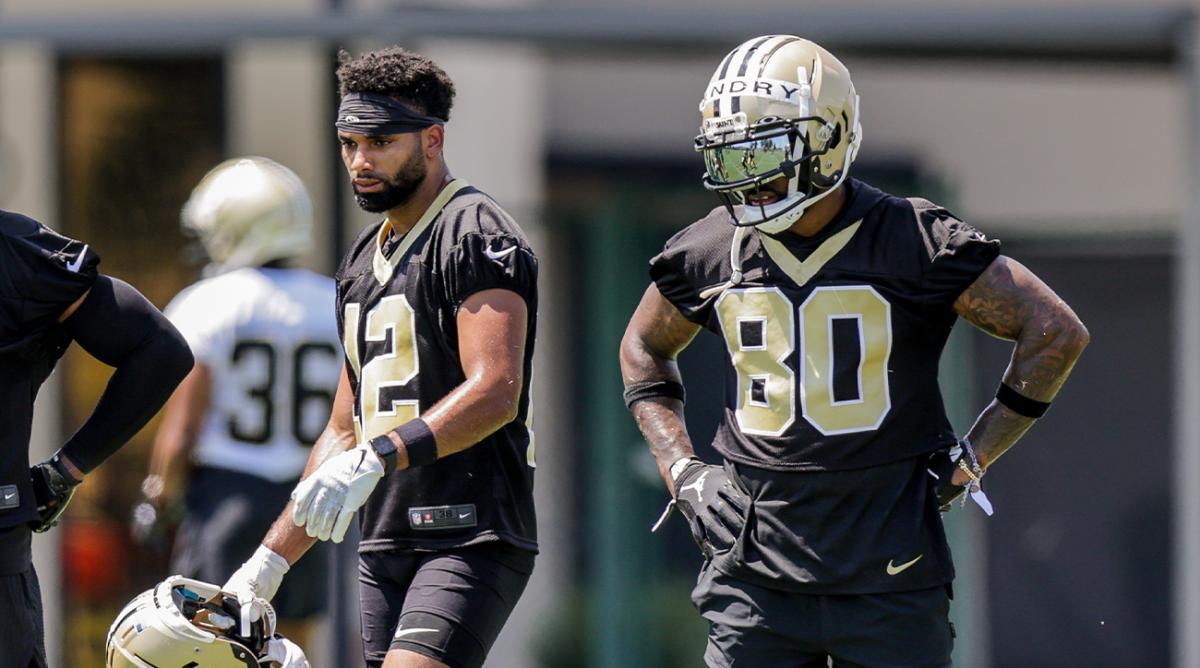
[182,156,314,274]
[106,576,277,667]
[696,35,862,234]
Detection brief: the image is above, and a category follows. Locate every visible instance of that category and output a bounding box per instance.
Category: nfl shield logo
[411,512,422,526]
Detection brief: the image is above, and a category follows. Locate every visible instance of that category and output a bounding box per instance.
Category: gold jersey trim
[757,220,861,287]
[372,179,470,286]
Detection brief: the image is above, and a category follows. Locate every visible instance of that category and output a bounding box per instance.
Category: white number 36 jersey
[165,267,341,482]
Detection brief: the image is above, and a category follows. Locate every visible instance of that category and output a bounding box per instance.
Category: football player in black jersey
[0,211,193,667]
[221,48,538,668]
[620,36,1090,667]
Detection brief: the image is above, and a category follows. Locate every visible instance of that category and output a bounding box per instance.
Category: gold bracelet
[956,458,981,481]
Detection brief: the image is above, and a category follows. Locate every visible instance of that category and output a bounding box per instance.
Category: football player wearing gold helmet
[134,157,337,652]
[621,35,1089,666]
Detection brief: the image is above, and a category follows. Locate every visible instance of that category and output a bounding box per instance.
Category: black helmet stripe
[719,37,767,116]
[716,47,738,79]
[756,36,802,78]
[736,35,777,77]
[713,48,738,117]
[730,35,775,114]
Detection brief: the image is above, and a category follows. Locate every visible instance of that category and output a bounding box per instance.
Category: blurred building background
[0,0,1194,666]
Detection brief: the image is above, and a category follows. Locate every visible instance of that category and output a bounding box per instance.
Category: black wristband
[995,383,1051,418]
[368,434,399,475]
[396,418,438,468]
[623,380,686,408]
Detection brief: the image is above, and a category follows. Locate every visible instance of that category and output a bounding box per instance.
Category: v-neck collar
[371,179,469,286]
[758,220,862,287]
[755,179,870,287]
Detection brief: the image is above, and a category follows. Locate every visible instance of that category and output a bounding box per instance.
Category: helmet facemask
[106,576,276,668]
[696,37,862,235]
[697,112,851,234]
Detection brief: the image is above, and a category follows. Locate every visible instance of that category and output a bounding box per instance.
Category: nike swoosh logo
[484,245,517,262]
[2,492,15,501]
[66,245,88,273]
[458,513,471,519]
[393,627,439,639]
[886,555,923,576]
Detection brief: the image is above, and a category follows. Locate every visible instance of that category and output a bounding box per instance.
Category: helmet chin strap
[699,225,751,300]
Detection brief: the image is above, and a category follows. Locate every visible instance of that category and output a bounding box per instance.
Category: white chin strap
[737,192,813,234]
[697,180,835,299]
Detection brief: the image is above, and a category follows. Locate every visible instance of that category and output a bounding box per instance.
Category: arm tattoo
[953,256,1089,468]
[631,399,694,478]
[620,285,702,491]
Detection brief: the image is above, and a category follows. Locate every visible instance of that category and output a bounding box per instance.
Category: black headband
[335,92,443,134]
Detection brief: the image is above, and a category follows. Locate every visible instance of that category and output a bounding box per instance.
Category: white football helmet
[106,576,276,668]
[182,156,314,274]
[695,35,862,234]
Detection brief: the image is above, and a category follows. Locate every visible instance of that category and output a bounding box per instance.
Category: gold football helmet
[695,35,862,234]
[106,576,276,667]
[182,156,314,274]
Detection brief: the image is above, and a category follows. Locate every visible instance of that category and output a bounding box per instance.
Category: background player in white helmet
[135,156,340,651]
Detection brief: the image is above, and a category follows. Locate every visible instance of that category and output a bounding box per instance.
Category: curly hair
[336,47,456,121]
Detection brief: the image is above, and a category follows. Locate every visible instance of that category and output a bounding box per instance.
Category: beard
[353,149,428,213]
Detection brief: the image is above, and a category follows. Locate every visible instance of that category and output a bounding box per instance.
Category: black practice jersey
[336,181,538,553]
[0,211,99,529]
[651,179,999,593]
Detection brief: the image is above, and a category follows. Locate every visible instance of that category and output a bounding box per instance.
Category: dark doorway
[974,249,1172,668]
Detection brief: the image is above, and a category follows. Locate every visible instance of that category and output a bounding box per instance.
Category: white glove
[223,545,289,634]
[260,635,310,668]
[291,443,385,543]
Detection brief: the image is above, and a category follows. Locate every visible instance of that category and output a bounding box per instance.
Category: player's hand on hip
[926,449,956,508]
[260,634,310,667]
[290,442,385,543]
[27,455,82,533]
[672,460,750,559]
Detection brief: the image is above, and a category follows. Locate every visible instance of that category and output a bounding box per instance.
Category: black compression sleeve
[58,276,194,473]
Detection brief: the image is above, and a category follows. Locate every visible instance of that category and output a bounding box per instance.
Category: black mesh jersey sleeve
[909,198,1001,306]
[648,208,734,325]
[443,232,537,310]
[0,211,100,340]
[431,191,538,306]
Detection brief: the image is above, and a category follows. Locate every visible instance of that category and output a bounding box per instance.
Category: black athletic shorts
[692,562,954,668]
[171,466,328,619]
[358,541,535,668]
[0,526,46,668]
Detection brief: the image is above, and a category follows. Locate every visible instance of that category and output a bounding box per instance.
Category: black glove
[929,441,993,515]
[29,455,82,533]
[927,449,964,512]
[670,460,749,559]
